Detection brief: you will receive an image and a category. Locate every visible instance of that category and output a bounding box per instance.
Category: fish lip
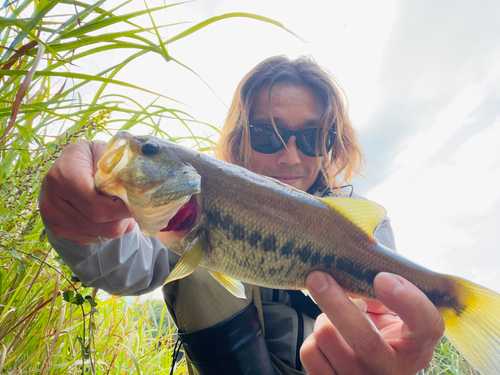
[159,194,200,233]
[95,137,134,196]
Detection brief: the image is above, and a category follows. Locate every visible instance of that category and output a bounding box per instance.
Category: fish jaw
[94,131,202,237]
[94,131,135,200]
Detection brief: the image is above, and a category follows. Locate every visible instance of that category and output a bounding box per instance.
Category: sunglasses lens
[298,128,321,157]
[250,124,336,156]
[249,124,283,154]
[298,128,336,157]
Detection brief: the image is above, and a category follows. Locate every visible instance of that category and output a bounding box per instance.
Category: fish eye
[141,141,159,155]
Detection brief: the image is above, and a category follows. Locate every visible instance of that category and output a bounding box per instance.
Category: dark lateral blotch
[207,211,221,227]
[220,215,233,230]
[336,257,377,285]
[232,224,245,241]
[309,252,322,266]
[322,254,335,268]
[297,244,313,263]
[280,241,295,257]
[262,235,277,253]
[248,231,262,247]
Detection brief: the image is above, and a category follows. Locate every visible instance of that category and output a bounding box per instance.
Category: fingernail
[306,272,329,293]
[376,272,403,296]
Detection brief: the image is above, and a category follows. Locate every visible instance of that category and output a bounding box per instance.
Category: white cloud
[393,86,485,168]
[368,112,500,291]
[452,118,500,213]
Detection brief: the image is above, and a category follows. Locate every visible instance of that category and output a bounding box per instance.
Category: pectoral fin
[164,236,205,285]
[208,270,246,299]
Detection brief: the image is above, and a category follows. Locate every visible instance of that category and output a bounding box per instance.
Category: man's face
[248,82,323,192]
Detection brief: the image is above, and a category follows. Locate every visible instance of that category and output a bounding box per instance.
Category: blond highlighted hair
[215,55,365,189]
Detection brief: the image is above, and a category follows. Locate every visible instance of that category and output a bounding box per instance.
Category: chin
[288,182,304,190]
[285,178,306,190]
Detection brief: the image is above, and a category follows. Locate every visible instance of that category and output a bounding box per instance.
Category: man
[40,56,444,374]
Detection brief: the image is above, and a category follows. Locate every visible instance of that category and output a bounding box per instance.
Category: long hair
[215,55,365,188]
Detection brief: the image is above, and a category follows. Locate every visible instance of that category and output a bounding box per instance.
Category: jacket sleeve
[43,218,171,296]
[374,215,397,251]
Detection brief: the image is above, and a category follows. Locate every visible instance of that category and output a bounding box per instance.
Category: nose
[277,136,301,166]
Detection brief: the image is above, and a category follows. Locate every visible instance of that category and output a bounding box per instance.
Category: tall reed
[0,1,290,373]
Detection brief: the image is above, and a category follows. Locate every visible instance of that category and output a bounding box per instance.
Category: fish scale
[95,130,500,375]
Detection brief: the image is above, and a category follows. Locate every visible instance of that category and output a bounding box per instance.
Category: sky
[83,0,500,294]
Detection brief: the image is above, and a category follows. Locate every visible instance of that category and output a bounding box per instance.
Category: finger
[300,333,337,375]
[311,313,359,372]
[52,218,135,245]
[75,141,132,222]
[364,299,393,315]
[42,179,134,239]
[373,272,445,348]
[40,140,137,245]
[46,201,134,244]
[364,300,399,332]
[306,272,393,365]
[124,219,136,234]
[67,190,131,225]
[366,310,401,333]
[49,141,131,224]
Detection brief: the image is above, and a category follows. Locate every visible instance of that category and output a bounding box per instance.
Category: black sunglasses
[249,122,337,157]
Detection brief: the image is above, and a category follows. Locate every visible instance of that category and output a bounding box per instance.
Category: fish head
[94,131,202,238]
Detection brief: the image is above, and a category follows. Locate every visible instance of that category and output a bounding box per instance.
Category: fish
[94,130,500,375]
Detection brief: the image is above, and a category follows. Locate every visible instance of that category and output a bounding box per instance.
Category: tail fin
[441,276,500,375]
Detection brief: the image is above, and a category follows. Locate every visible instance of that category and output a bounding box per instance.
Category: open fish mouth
[160,194,199,233]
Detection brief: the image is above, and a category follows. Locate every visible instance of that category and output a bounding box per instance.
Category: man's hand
[300,271,445,375]
[40,141,135,245]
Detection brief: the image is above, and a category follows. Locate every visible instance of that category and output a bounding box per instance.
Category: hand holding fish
[40,141,136,245]
[301,271,445,375]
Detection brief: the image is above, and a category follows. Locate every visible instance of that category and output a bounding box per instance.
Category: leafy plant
[0,0,291,373]
[426,337,480,375]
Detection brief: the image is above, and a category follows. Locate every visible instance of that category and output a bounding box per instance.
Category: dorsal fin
[319,197,386,244]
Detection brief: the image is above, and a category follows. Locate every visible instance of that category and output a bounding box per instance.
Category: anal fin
[208,270,246,299]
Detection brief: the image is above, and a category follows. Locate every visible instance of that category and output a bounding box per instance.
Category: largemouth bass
[95,130,500,375]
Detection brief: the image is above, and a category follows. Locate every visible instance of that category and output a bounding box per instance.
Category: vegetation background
[0,0,480,374]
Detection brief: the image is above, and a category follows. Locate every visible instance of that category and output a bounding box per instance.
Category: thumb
[125,218,137,233]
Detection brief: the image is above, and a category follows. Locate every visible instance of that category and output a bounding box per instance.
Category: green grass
[0,1,289,373]
[427,337,480,375]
